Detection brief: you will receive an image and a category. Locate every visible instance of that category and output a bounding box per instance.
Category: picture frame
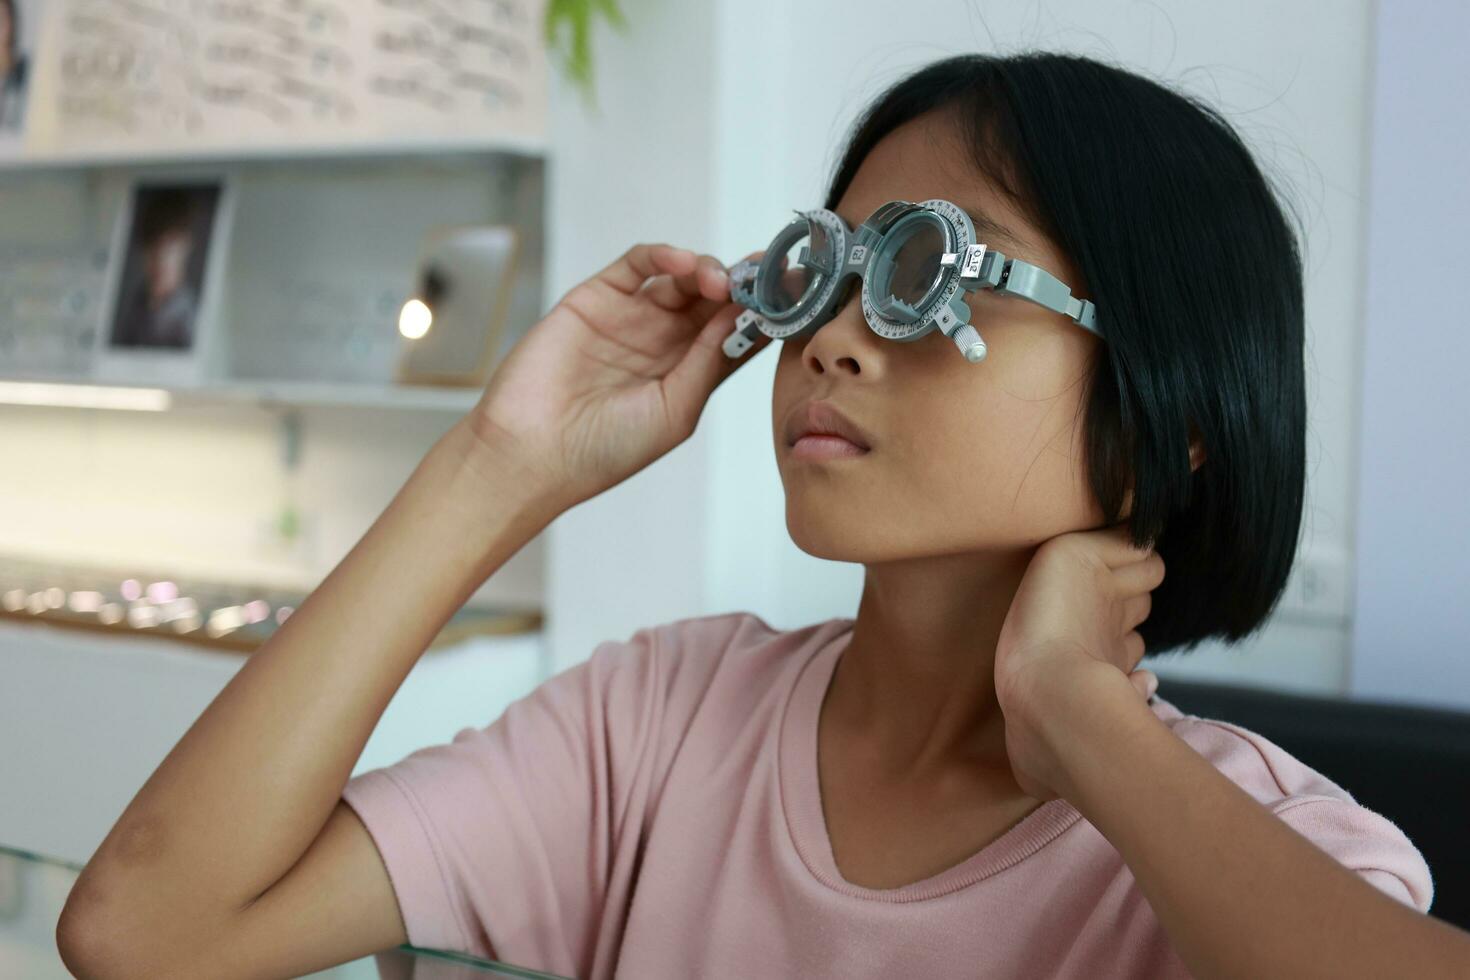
[395,224,519,388]
[91,175,236,387]
[0,0,36,154]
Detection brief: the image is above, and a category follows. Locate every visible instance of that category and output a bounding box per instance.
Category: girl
[59,51,1470,979]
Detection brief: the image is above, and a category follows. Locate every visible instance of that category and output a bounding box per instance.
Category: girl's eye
[909,254,940,294]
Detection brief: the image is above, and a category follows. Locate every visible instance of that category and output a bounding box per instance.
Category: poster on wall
[0,0,38,155]
[21,0,548,159]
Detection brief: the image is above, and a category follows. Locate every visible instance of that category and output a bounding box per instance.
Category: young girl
[60,51,1470,979]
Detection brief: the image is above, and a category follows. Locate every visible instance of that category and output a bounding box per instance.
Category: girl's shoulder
[596,609,848,667]
[585,609,851,710]
[1146,694,1434,912]
[1146,694,1355,805]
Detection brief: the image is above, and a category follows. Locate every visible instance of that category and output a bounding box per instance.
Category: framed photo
[0,0,36,153]
[396,224,519,388]
[93,176,235,386]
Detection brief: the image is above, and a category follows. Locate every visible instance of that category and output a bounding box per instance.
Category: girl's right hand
[467,243,771,512]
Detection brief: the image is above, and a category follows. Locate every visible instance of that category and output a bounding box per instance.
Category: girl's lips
[785,400,874,451]
[790,434,871,461]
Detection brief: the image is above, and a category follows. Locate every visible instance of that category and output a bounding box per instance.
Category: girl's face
[145,229,193,298]
[772,108,1116,562]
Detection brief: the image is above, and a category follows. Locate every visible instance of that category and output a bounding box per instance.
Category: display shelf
[0,135,549,174]
[0,551,541,655]
[0,375,483,413]
[184,379,483,413]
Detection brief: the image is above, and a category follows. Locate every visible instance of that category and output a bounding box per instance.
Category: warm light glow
[207,605,246,637]
[398,298,433,339]
[128,605,160,628]
[158,597,199,622]
[0,381,171,411]
[146,580,179,603]
[69,591,104,613]
[171,612,203,633]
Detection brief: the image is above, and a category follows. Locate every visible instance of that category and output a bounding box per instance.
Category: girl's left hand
[993,524,1167,802]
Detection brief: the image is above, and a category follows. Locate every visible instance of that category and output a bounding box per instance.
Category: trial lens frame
[721,200,1102,364]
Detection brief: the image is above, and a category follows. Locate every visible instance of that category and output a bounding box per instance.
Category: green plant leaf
[544,0,629,110]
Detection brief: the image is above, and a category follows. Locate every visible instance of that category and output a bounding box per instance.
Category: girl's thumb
[664,306,762,430]
[1129,669,1159,702]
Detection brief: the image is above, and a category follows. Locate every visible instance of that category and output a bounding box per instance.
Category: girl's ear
[1187,421,1207,472]
[1188,441,1206,472]
[1118,430,1204,520]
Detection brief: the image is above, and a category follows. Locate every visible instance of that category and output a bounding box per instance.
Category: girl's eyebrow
[960,205,1030,254]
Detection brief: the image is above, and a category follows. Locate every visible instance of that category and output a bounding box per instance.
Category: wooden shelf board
[0,136,548,173]
[0,375,482,413]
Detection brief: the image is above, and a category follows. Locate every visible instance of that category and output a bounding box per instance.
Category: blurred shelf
[0,604,542,656]
[187,380,482,412]
[0,135,548,174]
[0,552,541,656]
[0,376,482,413]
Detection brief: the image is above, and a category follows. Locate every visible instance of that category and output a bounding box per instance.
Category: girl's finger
[635,281,731,336]
[1128,667,1159,702]
[662,303,757,428]
[666,254,731,303]
[1123,631,1147,669]
[1121,592,1152,632]
[639,256,731,311]
[1114,553,1165,595]
[1098,523,1157,569]
[596,243,699,295]
[637,274,692,311]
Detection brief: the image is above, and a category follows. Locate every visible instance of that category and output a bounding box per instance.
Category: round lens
[870,215,948,324]
[756,218,830,318]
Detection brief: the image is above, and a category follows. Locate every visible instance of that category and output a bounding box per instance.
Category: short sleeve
[341,624,668,976]
[1272,795,1436,913]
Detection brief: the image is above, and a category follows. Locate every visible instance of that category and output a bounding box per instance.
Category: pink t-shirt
[342,612,1434,979]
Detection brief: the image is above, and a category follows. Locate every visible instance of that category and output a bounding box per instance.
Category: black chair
[1157,678,1470,931]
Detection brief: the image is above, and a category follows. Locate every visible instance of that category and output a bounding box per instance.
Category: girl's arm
[57,241,757,979]
[1041,664,1470,979]
[57,420,559,979]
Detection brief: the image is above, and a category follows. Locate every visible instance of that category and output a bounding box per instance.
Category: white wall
[546,0,1384,696]
[540,0,719,670]
[1349,0,1470,710]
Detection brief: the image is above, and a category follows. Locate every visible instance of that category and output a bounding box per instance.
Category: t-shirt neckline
[777,619,1085,903]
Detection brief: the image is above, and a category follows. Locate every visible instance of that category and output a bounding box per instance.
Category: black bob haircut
[823,50,1307,657]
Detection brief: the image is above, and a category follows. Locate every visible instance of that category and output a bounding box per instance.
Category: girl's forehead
[827,113,1081,284]
[835,124,1032,234]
